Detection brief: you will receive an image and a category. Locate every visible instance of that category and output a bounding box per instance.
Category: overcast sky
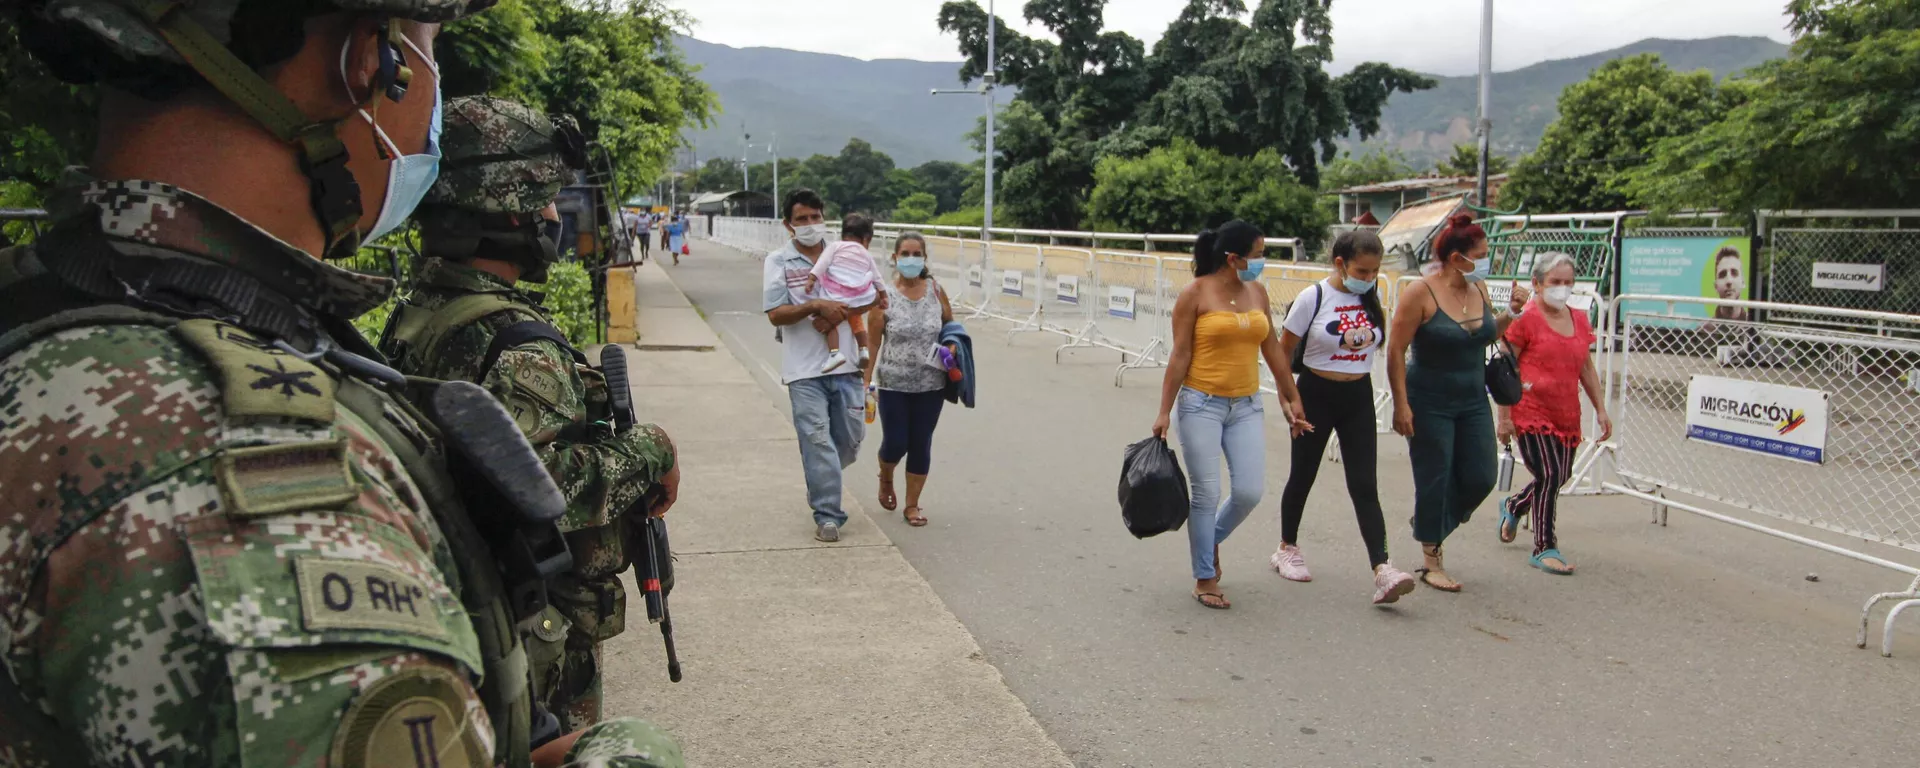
[676,0,1793,76]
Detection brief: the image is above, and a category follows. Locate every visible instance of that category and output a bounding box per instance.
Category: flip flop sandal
[1530,549,1575,575]
[1194,591,1231,609]
[878,476,897,511]
[1498,497,1521,544]
[903,506,928,527]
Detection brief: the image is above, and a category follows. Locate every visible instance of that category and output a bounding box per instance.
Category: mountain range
[675,34,1789,174]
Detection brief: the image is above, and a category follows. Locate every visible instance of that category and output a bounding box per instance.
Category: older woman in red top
[1495,253,1612,575]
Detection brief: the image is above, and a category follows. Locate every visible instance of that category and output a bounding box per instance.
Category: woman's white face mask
[1541,285,1573,308]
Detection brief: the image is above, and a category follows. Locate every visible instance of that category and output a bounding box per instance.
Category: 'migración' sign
[1683,375,1829,464]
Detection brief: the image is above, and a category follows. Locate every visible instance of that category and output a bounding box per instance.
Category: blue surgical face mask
[354,35,442,244]
[1460,255,1491,283]
[1342,275,1374,294]
[896,255,927,278]
[1236,257,1266,282]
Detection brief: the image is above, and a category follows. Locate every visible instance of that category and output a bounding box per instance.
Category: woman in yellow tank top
[1151,220,1309,610]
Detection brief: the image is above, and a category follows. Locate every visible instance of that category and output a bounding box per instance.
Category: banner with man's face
[1620,236,1752,326]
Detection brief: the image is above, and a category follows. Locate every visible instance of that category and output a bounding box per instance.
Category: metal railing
[1585,293,1920,655]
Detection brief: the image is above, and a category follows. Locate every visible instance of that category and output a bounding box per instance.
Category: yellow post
[607,265,638,343]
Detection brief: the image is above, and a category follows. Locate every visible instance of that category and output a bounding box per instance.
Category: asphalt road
[664,240,1920,768]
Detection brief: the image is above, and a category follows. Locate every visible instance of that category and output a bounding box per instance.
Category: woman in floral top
[864,232,956,527]
[1496,252,1612,575]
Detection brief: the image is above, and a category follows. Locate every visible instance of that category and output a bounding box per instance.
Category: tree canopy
[1318,151,1417,193]
[439,0,716,198]
[1625,0,1920,212]
[1086,139,1326,242]
[936,0,1432,232]
[1500,54,1720,213]
[1435,144,1512,178]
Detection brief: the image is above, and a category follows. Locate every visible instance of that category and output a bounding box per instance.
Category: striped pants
[1511,430,1577,555]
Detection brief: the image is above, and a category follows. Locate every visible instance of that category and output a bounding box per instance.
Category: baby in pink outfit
[807,215,886,372]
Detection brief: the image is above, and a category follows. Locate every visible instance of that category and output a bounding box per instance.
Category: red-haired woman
[1385,213,1527,591]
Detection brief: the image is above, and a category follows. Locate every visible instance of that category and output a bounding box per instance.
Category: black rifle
[599,345,683,682]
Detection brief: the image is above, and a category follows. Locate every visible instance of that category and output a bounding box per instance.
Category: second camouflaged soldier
[379,95,681,731]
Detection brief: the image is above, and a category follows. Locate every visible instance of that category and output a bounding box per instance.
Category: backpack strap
[332,378,535,768]
[384,292,529,373]
[1289,282,1325,372]
[483,320,586,376]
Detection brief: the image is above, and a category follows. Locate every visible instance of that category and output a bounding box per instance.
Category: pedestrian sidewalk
[590,259,1073,767]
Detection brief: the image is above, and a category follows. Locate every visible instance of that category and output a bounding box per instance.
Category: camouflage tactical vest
[0,237,540,767]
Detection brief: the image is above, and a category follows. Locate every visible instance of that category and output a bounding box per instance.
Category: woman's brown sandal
[903,506,928,527]
[878,474,897,511]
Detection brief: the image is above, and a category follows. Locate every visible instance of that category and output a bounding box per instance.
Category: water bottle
[865,384,877,425]
[1496,442,1515,492]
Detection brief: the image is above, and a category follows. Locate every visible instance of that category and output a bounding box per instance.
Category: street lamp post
[933,0,996,285]
[1475,0,1494,207]
[770,133,780,219]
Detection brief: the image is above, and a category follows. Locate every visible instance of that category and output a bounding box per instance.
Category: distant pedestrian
[634,209,652,261]
[1496,252,1610,575]
[1151,220,1307,610]
[660,213,672,253]
[1386,213,1525,592]
[764,189,878,542]
[865,232,957,527]
[668,216,686,264]
[1270,230,1417,604]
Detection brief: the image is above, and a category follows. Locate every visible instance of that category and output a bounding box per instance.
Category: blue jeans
[1175,386,1267,580]
[788,373,866,526]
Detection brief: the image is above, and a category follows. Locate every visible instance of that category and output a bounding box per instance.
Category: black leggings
[1279,370,1390,567]
[878,389,945,475]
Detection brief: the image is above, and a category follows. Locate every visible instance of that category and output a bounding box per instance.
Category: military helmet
[17,1,494,82]
[415,96,587,282]
[425,96,584,215]
[10,0,500,260]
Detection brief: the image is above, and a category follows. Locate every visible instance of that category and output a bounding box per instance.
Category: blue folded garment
[939,321,976,408]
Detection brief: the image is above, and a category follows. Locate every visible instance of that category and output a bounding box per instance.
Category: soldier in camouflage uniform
[0,1,680,766]
[379,95,680,732]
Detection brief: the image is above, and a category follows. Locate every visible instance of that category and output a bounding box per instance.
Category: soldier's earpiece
[378,23,413,103]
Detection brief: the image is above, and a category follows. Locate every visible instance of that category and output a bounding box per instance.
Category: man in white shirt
[762,188,875,541]
[628,208,651,262]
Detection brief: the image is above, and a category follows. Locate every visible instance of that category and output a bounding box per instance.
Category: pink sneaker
[1270,544,1312,582]
[1372,563,1416,605]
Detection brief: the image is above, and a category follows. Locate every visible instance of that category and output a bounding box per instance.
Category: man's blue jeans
[788,373,866,526]
[1175,386,1267,580]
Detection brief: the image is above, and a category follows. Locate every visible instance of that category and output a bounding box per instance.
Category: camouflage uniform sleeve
[563,718,686,767]
[0,326,493,767]
[481,339,676,534]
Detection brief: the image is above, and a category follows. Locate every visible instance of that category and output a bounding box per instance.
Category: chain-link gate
[1600,295,1920,654]
[1762,211,1920,330]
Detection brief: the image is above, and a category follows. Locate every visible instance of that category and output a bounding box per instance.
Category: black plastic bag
[1119,436,1190,539]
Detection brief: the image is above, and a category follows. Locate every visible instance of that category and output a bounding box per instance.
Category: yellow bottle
[865,384,878,424]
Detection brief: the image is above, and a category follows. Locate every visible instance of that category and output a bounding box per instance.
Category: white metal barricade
[1598,294,1920,655]
[1039,247,1096,336]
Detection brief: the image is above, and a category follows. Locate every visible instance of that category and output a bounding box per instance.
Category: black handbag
[1486,340,1523,406]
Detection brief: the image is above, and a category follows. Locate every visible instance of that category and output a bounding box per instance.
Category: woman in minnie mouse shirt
[1270,231,1419,605]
